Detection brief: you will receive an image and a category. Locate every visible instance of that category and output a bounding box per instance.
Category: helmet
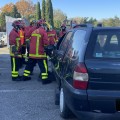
[61,23,66,27]
[37,19,44,25]
[18,20,25,28]
[12,20,21,30]
[30,20,36,26]
[61,23,66,31]
[36,19,45,28]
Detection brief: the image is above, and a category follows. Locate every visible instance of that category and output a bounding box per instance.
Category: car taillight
[73,63,88,90]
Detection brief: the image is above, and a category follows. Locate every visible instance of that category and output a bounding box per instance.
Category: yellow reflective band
[43,60,48,74]
[42,76,48,79]
[24,73,29,76]
[16,38,20,50]
[48,34,55,37]
[12,75,18,77]
[12,58,15,72]
[42,73,48,76]
[29,54,46,58]
[36,34,40,55]
[31,34,41,37]
[16,38,20,41]
[24,70,30,74]
[12,71,18,74]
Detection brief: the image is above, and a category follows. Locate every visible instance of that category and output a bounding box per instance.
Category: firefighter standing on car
[22,19,52,84]
[9,20,27,81]
[59,24,67,38]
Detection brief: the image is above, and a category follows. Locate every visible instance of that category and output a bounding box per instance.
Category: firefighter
[47,25,58,45]
[22,19,52,84]
[25,20,37,57]
[9,20,24,81]
[59,24,67,38]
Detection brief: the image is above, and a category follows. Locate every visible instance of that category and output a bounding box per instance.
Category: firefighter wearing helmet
[58,23,67,38]
[9,20,25,81]
[47,25,58,45]
[22,19,52,84]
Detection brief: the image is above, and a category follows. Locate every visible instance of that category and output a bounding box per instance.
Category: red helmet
[61,23,66,27]
[12,20,21,27]
[37,19,45,26]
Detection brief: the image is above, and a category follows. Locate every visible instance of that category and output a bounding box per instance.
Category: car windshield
[93,30,120,58]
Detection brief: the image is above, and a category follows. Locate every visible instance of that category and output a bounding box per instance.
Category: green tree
[53,9,67,29]
[42,0,46,19]
[46,0,54,27]
[11,5,21,18]
[36,1,41,20]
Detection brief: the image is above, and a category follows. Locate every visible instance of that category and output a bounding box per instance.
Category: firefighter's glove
[25,39,30,47]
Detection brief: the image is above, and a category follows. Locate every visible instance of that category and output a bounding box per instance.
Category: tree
[11,5,21,18]
[0,3,14,13]
[42,0,46,19]
[46,0,54,27]
[16,0,35,18]
[53,9,67,29]
[36,2,41,20]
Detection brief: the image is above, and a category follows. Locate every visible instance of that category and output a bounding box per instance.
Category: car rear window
[91,30,120,59]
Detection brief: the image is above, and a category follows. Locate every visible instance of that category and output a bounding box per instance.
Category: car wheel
[60,87,71,119]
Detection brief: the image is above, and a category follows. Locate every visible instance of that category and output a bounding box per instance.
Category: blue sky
[0,0,120,20]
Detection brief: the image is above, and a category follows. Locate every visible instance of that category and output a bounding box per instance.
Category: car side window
[59,32,73,52]
[66,30,86,60]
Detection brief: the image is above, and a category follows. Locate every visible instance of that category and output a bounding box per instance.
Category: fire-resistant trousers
[23,58,48,80]
[11,56,21,79]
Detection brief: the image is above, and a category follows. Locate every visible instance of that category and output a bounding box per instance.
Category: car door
[54,31,73,79]
[62,30,87,86]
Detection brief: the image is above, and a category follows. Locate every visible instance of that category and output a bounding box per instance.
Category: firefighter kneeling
[22,19,52,84]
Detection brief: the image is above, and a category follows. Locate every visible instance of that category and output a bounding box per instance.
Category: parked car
[0,33,7,47]
[52,24,120,119]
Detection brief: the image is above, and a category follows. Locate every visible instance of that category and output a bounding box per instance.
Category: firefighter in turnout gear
[9,20,24,81]
[47,25,58,45]
[25,20,37,58]
[22,19,52,84]
[59,24,67,38]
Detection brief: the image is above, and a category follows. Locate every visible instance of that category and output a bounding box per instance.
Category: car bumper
[88,90,120,113]
[63,80,120,118]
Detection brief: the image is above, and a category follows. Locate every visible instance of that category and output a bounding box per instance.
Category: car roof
[67,26,120,33]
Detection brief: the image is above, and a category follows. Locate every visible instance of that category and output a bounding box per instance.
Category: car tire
[60,87,72,119]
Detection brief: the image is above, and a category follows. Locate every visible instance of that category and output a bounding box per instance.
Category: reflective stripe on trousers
[23,70,30,77]
[12,58,18,77]
[42,60,48,80]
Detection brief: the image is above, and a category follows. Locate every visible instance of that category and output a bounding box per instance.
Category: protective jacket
[25,26,37,40]
[9,28,22,58]
[59,31,66,38]
[29,27,49,59]
[47,30,58,45]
